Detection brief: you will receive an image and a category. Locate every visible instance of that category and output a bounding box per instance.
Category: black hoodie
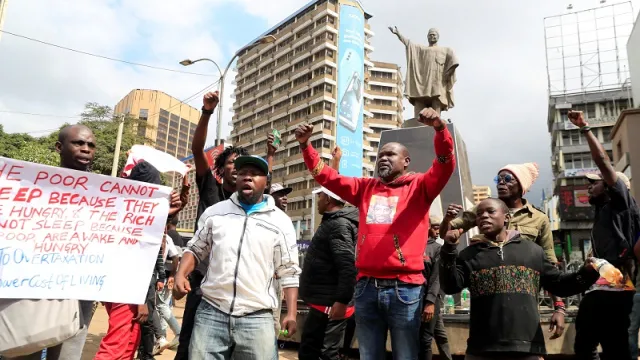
[439,231,599,356]
[300,206,359,306]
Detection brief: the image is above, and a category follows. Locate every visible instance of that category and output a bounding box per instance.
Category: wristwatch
[201,106,213,115]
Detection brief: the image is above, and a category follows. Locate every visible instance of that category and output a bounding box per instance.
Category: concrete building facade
[229,0,403,241]
[611,109,640,198]
[472,185,491,204]
[547,89,632,261]
[114,89,201,160]
[628,11,640,108]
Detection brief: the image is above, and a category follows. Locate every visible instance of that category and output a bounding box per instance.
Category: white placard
[0,157,170,304]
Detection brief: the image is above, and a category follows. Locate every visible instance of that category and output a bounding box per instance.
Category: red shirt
[308,303,355,318]
[302,127,455,284]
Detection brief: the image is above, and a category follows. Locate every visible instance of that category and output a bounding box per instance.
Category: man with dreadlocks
[174,91,249,360]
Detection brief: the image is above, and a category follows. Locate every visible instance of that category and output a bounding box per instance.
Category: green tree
[8,140,59,167]
[1,103,153,175]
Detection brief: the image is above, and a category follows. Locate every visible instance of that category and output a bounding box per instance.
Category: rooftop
[243,0,371,49]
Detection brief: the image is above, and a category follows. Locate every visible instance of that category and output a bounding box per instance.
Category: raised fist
[567,110,587,128]
[418,108,442,127]
[444,203,463,221]
[203,91,220,111]
[294,124,314,145]
[444,229,464,245]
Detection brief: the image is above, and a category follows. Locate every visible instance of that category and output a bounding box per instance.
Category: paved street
[81,301,299,360]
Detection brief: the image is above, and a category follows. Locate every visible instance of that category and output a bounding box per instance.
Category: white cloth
[185,193,300,316]
[163,233,179,263]
[121,145,188,178]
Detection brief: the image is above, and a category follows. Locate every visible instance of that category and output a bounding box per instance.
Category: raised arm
[438,229,469,294]
[417,108,456,202]
[295,124,367,206]
[568,110,617,186]
[192,92,219,177]
[265,133,277,191]
[388,26,410,47]
[330,146,342,172]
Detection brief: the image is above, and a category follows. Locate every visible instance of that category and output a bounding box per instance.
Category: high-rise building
[229,0,403,240]
[114,89,201,160]
[0,0,8,41]
[472,185,491,204]
[544,3,635,261]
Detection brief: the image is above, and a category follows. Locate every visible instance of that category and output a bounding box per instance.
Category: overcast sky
[0,0,638,204]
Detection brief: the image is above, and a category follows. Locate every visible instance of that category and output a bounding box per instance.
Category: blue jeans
[156,286,181,338]
[629,293,640,358]
[354,278,423,360]
[189,300,277,360]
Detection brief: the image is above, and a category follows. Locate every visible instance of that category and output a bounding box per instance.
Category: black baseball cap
[234,155,269,175]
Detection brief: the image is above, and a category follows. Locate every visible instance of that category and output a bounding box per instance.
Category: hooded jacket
[301,127,455,284]
[300,207,359,306]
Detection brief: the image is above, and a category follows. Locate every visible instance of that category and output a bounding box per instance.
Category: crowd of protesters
[1,90,640,360]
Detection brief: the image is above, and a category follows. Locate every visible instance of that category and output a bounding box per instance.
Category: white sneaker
[152,337,170,355]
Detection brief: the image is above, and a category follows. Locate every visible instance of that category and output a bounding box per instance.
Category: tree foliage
[0,103,153,175]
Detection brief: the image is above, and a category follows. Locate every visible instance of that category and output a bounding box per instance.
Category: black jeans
[419,297,452,360]
[340,316,356,355]
[138,277,163,360]
[174,271,204,360]
[574,290,634,360]
[299,307,348,360]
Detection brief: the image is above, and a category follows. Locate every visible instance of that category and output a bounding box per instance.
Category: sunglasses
[494,174,516,184]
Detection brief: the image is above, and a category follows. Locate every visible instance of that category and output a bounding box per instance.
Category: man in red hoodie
[294,108,455,359]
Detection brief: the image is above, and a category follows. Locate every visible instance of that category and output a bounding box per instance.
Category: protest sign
[0,157,170,304]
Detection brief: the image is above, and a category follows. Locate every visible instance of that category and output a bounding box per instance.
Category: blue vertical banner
[336,1,365,177]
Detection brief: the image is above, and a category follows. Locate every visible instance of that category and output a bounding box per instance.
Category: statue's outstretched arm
[388,26,409,47]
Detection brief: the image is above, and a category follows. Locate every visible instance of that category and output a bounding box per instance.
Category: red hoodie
[302,127,455,284]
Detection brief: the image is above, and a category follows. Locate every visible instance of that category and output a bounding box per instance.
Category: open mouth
[479,221,493,230]
[76,158,91,165]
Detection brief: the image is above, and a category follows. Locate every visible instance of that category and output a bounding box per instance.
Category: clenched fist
[173,274,191,300]
[295,124,314,145]
[444,229,464,245]
[418,108,443,128]
[567,110,587,128]
[203,91,220,111]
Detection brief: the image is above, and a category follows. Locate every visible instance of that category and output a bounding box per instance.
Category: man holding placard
[1,125,97,360]
[175,155,300,360]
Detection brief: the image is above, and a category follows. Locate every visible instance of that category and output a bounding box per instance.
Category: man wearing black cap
[175,155,300,360]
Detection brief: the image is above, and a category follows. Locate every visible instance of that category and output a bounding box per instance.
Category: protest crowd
[1,91,640,360]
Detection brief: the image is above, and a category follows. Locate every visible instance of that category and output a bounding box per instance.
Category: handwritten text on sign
[0,157,170,304]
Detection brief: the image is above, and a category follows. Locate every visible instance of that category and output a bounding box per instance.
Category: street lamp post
[180,34,276,145]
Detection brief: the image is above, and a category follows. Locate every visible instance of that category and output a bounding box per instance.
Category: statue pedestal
[378,120,476,248]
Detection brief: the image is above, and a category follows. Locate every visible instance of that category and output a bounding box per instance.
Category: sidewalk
[82,301,299,360]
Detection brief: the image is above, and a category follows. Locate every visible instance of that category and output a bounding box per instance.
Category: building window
[601,127,612,142]
[290,146,301,156]
[139,109,149,120]
[289,163,307,174]
[311,138,331,149]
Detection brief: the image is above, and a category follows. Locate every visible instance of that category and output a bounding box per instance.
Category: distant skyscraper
[472,185,491,204]
[229,0,404,240]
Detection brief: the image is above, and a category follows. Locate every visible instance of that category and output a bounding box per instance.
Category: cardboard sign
[0,157,170,304]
